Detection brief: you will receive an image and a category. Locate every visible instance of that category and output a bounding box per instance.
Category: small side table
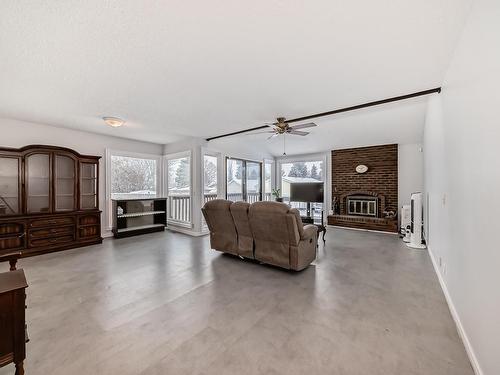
[300,216,326,243]
[316,224,326,243]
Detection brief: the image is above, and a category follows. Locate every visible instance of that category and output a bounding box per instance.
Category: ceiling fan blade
[289,122,317,130]
[288,130,309,136]
[267,133,279,140]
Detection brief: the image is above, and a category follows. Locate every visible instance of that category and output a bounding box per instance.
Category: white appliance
[406,192,427,249]
[401,204,411,242]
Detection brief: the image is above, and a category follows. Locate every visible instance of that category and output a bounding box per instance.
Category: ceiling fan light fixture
[103,117,125,127]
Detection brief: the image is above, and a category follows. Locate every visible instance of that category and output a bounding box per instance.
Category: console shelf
[117,210,165,218]
[112,198,167,238]
[116,224,165,233]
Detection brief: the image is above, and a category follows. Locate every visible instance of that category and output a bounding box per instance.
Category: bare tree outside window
[111,156,157,199]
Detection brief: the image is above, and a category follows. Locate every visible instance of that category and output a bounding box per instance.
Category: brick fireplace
[328,144,398,232]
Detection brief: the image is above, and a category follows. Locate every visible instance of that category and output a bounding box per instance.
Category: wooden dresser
[0,145,102,261]
[0,269,28,375]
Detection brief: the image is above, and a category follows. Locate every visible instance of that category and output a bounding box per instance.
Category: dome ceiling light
[103,117,125,127]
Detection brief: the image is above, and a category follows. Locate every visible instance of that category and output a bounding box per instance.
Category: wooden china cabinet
[0,145,102,261]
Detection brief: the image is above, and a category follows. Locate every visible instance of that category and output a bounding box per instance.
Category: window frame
[262,158,274,201]
[225,157,263,202]
[164,150,193,227]
[201,148,223,202]
[277,153,328,223]
[201,148,223,231]
[105,149,163,230]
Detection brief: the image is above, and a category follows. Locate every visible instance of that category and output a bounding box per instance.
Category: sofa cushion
[249,201,301,268]
[230,201,253,258]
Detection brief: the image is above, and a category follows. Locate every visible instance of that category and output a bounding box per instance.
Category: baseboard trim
[427,245,483,375]
[102,231,114,239]
[167,226,208,237]
[327,225,398,235]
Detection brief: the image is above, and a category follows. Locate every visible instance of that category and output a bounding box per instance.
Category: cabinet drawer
[29,235,74,248]
[0,222,25,236]
[78,214,100,226]
[79,225,100,239]
[29,225,74,239]
[29,216,74,228]
[0,235,25,252]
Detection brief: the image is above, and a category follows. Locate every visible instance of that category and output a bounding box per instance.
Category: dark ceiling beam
[206,87,441,141]
[206,124,270,142]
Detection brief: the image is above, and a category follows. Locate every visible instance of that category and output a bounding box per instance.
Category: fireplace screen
[347,196,377,217]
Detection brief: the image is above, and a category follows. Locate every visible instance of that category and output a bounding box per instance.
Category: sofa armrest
[292,224,317,271]
[302,224,317,240]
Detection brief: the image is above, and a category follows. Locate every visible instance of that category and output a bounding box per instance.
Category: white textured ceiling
[0,1,471,151]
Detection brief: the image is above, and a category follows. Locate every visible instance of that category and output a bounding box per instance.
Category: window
[110,156,158,199]
[280,160,324,222]
[166,152,191,225]
[203,154,218,203]
[263,160,273,201]
[246,161,261,203]
[202,153,220,229]
[226,157,262,202]
[106,150,161,228]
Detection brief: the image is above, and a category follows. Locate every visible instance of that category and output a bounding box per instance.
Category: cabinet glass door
[0,157,20,215]
[55,154,76,211]
[26,153,51,213]
[80,162,97,209]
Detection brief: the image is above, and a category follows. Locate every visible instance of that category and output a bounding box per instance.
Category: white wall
[0,118,163,237]
[423,1,500,374]
[398,143,424,221]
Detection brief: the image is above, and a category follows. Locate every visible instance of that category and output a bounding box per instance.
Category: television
[290,182,324,203]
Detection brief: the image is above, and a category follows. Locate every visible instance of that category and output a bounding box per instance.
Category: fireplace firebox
[347,196,377,217]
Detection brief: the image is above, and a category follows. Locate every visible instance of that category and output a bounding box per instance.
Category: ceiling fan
[249,117,317,140]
